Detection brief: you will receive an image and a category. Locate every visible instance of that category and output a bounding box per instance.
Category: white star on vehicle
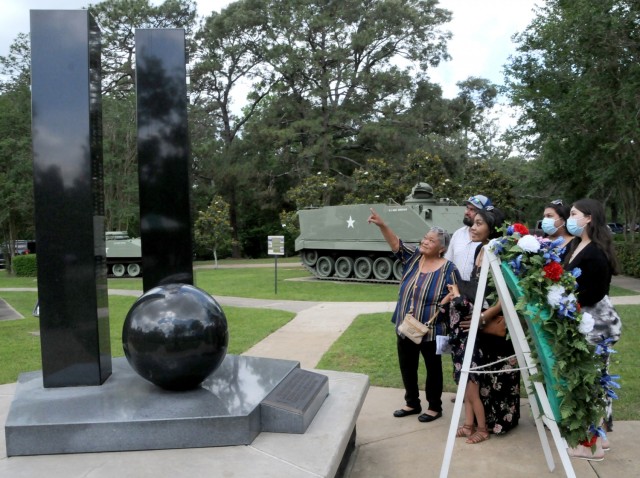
[347,216,355,228]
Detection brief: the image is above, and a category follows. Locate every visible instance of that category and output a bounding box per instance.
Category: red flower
[580,435,598,447]
[513,223,529,235]
[542,262,564,282]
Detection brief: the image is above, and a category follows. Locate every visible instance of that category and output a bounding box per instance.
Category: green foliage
[194,195,233,261]
[614,242,640,278]
[90,0,198,94]
[610,305,639,420]
[345,154,452,204]
[0,83,34,248]
[285,172,338,208]
[102,93,140,232]
[11,254,36,277]
[506,0,640,228]
[0,32,31,88]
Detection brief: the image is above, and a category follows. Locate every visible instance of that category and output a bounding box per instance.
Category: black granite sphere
[122,283,229,391]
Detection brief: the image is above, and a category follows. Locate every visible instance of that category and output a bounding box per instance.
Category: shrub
[615,242,640,278]
[12,254,37,277]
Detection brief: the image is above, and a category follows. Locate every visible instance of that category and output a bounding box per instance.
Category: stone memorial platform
[4,356,335,456]
[1,367,367,477]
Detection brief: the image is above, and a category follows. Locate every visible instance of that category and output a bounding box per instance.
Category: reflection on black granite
[122,283,228,390]
[30,10,111,387]
[135,29,193,292]
[9,355,299,427]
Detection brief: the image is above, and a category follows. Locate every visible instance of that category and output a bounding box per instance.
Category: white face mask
[566,217,585,236]
[541,217,561,235]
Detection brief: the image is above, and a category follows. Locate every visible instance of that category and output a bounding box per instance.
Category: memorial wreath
[489,223,619,447]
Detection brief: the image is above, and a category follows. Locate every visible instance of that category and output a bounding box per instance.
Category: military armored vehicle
[295,183,465,282]
[106,231,142,277]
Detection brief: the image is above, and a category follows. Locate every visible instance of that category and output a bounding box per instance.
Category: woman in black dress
[564,198,621,461]
[447,206,520,443]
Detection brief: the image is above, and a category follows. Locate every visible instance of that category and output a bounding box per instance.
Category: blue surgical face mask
[566,217,584,236]
[541,217,561,235]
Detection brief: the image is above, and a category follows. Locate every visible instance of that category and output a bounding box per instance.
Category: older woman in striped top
[368,208,459,423]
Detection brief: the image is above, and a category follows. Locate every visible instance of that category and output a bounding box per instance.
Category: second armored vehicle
[106,231,142,277]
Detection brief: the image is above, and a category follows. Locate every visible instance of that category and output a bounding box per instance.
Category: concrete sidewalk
[1,275,639,477]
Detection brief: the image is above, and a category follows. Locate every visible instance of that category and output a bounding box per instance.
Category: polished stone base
[5,355,328,456]
[1,370,369,478]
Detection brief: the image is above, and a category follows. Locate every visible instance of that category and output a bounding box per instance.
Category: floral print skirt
[449,301,520,435]
[477,334,520,435]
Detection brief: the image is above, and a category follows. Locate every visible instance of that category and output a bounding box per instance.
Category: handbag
[481,314,506,337]
[397,272,444,344]
[397,312,431,344]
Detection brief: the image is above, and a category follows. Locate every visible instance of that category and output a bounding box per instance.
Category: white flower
[578,312,595,335]
[517,234,541,253]
[546,284,565,308]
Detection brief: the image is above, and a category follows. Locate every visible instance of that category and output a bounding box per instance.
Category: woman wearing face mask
[564,198,622,461]
[541,199,574,260]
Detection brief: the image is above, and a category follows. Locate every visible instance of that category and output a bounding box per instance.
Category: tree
[194,195,233,266]
[190,0,276,258]
[89,0,198,95]
[0,83,34,272]
[505,0,640,235]
[344,153,454,205]
[244,0,452,195]
[0,33,31,90]
[102,92,140,232]
[191,0,453,256]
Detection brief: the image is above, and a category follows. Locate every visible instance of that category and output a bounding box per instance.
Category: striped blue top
[392,240,460,341]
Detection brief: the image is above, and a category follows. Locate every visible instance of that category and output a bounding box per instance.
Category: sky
[1,0,538,101]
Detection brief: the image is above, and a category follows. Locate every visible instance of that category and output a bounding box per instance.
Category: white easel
[439,247,576,478]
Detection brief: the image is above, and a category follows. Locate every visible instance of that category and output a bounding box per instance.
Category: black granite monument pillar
[135,29,193,292]
[30,10,111,387]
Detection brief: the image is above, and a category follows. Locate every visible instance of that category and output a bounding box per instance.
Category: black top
[564,240,611,307]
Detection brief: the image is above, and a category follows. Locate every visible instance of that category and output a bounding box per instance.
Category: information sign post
[267,236,285,294]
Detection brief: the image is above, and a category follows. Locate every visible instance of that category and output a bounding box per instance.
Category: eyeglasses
[467,196,484,208]
[551,199,563,206]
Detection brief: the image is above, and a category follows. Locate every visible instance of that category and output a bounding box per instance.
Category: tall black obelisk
[30,10,111,387]
[135,29,194,292]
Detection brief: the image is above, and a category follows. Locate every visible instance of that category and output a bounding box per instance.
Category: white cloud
[431,0,538,98]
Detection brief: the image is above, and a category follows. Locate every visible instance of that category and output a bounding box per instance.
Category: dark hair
[571,198,620,274]
[544,201,570,222]
[476,206,505,240]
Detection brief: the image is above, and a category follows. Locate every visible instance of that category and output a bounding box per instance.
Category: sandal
[466,427,490,444]
[456,424,475,438]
